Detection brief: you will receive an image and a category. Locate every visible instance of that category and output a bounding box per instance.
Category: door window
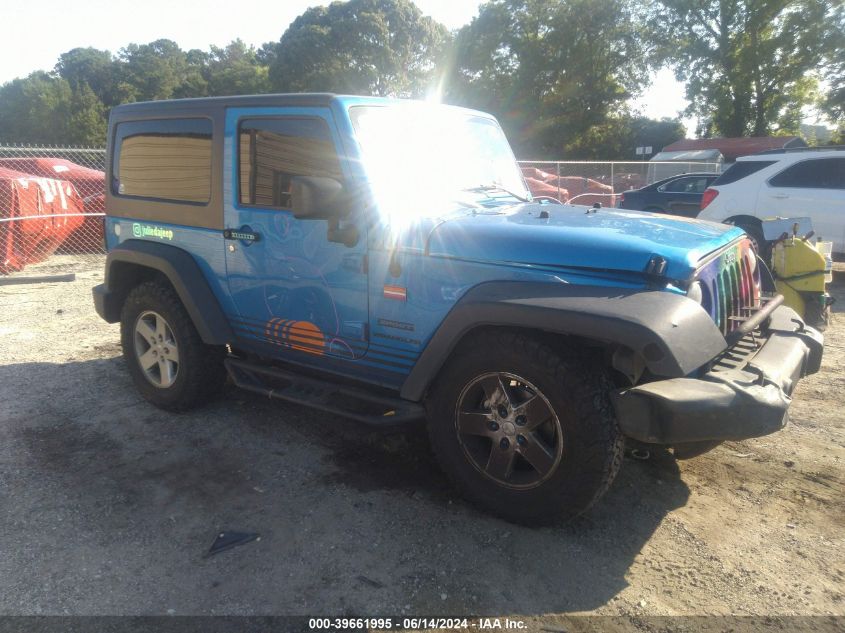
[238,117,342,209]
[662,176,712,193]
[769,158,845,190]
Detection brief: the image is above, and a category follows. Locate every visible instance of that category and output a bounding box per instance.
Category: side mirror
[290,176,348,220]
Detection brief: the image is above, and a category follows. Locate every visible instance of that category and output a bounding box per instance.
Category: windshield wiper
[463,183,531,203]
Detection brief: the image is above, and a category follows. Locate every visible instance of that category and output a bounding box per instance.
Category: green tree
[0,72,72,143]
[651,0,840,137]
[447,0,651,158]
[821,4,844,123]
[269,0,449,96]
[53,48,112,144]
[55,47,120,106]
[116,39,207,101]
[205,40,271,96]
[0,72,107,145]
[182,49,212,98]
[566,115,687,159]
[65,81,107,145]
[256,42,279,67]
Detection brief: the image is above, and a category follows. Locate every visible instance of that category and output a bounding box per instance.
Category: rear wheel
[120,281,226,411]
[426,331,624,525]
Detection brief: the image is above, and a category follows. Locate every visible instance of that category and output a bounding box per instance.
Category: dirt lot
[0,256,843,623]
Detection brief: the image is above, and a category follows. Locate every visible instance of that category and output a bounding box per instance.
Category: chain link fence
[517,160,722,205]
[0,144,106,283]
[0,144,722,283]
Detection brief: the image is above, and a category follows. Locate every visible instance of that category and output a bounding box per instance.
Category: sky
[0,0,691,129]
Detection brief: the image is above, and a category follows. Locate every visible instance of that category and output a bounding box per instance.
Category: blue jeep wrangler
[93,94,823,524]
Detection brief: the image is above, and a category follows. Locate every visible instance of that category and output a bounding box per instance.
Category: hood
[410,203,744,281]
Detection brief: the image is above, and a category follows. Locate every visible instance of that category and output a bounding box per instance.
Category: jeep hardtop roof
[111,93,339,115]
[109,93,493,119]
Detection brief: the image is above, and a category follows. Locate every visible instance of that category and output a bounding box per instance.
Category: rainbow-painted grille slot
[696,239,760,336]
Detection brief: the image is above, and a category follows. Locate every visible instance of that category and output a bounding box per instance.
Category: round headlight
[687,280,703,304]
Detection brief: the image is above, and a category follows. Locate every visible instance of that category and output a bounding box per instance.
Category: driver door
[222,106,369,363]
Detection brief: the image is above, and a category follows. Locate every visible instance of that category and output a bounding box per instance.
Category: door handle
[224,228,261,242]
[772,193,789,199]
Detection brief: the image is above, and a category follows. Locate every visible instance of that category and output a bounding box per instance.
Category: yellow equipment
[770,231,833,329]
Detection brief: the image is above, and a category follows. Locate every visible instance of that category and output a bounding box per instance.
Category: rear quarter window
[712,161,776,186]
[111,118,213,204]
[768,157,845,189]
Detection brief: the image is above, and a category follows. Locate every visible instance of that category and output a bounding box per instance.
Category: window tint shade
[112,118,212,203]
[712,161,776,186]
[238,118,341,209]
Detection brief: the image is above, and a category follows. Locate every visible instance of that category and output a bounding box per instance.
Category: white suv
[697,148,845,254]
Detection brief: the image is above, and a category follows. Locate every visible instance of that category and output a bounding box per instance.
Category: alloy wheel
[134,310,180,388]
[454,372,564,489]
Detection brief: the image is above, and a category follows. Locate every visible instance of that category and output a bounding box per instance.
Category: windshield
[350,104,530,224]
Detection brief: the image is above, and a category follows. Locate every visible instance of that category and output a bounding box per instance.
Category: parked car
[617,172,719,216]
[697,148,845,254]
[93,94,823,524]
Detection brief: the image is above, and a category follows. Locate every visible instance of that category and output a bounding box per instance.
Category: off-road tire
[426,331,624,525]
[734,221,768,259]
[120,281,226,412]
[804,295,830,332]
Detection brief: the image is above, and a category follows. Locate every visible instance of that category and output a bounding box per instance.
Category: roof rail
[755,145,845,155]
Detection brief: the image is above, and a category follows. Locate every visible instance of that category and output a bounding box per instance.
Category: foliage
[0,72,71,144]
[820,4,845,123]
[0,38,274,145]
[116,39,207,102]
[0,0,837,150]
[204,40,270,96]
[65,81,107,145]
[650,0,842,137]
[0,1,448,144]
[269,0,449,96]
[56,48,120,107]
[566,115,687,159]
[0,72,105,145]
[446,0,652,157]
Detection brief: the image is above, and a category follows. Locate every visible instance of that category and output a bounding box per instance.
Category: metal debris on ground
[204,531,260,557]
[356,575,385,589]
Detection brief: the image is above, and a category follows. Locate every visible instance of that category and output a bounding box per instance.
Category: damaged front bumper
[612,303,824,444]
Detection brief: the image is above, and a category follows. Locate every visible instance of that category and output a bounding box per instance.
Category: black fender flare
[94,239,233,345]
[399,281,727,401]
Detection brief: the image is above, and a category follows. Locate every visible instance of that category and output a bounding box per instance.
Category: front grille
[697,238,761,336]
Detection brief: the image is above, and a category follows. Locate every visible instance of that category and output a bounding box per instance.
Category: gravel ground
[0,256,843,623]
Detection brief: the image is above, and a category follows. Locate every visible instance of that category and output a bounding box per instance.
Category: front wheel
[426,331,624,525]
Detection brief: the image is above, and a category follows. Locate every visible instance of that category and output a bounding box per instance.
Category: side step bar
[225,358,426,426]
